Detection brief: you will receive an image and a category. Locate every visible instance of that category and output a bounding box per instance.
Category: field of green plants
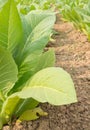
[0,0,89,129]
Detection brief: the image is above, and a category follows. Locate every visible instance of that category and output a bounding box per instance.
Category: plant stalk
[0,114,9,129]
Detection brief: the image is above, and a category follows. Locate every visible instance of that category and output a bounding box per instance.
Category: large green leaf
[21,11,56,40]
[0,0,23,62]
[18,67,77,105]
[3,67,77,111]
[19,11,56,62]
[0,47,18,96]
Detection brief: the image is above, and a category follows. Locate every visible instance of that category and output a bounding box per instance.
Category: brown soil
[3,16,90,130]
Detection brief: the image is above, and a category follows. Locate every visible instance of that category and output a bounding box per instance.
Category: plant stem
[0,121,3,130]
[0,115,4,129]
[0,114,9,129]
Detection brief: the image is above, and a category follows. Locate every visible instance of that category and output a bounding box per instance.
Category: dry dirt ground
[3,17,90,130]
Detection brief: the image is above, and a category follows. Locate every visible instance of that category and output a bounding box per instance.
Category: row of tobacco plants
[16,0,90,40]
[58,0,90,40]
[0,0,77,129]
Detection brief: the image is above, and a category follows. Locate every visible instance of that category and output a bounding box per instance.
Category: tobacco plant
[0,0,77,129]
[59,0,90,39]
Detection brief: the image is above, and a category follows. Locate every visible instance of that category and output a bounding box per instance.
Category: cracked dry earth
[3,17,90,130]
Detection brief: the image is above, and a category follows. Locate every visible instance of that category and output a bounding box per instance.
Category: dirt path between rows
[3,16,90,130]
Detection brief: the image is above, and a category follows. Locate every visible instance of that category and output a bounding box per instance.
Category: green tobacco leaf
[20,11,56,61]
[19,67,77,105]
[18,107,47,121]
[0,0,23,62]
[21,10,55,39]
[0,47,18,96]
[7,67,77,105]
